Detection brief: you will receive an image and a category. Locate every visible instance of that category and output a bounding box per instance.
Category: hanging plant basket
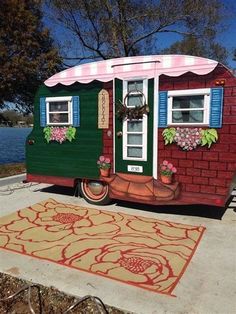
[116,90,149,121]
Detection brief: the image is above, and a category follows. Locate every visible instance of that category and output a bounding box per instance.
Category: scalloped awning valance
[44,55,218,87]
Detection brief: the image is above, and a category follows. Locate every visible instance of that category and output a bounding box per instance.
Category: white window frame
[122,79,148,161]
[167,88,210,126]
[46,96,73,126]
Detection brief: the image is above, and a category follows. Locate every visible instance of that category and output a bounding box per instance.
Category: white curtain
[172,97,204,123]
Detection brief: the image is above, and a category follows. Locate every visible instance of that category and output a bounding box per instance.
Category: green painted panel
[26,82,104,179]
[115,79,154,176]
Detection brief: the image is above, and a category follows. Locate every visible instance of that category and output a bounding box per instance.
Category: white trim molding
[46,96,73,126]
[167,88,211,126]
[122,79,148,161]
[153,76,159,179]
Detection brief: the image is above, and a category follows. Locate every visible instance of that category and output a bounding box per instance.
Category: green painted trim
[26,82,104,179]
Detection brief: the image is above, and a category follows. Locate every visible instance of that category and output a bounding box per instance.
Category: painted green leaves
[66,126,76,142]
[162,128,176,145]
[200,128,218,148]
[43,127,52,143]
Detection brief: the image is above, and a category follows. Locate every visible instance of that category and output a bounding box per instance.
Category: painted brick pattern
[102,82,114,173]
[158,65,236,199]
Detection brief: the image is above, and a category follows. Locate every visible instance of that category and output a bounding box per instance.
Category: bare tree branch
[46,0,229,63]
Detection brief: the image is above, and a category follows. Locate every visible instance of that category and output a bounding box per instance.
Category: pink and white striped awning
[44,55,218,87]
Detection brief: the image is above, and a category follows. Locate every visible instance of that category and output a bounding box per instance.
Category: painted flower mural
[162,127,218,151]
[43,126,76,144]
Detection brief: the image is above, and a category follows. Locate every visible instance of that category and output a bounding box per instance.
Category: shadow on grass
[39,185,228,220]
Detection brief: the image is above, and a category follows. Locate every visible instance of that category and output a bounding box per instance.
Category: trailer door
[114,78,154,176]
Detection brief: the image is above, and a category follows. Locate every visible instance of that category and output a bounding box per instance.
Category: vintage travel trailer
[26,55,236,207]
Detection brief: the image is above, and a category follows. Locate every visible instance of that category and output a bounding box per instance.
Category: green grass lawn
[0,163,26,178]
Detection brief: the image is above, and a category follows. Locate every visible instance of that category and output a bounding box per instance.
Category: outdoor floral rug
[0,199,205,296]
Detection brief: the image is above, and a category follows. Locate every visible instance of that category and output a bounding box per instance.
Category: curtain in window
[172,100,183,122]
[172,96,204,123]
[189,97,204,122]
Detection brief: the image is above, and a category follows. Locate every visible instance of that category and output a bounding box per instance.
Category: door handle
[117,131,123,137]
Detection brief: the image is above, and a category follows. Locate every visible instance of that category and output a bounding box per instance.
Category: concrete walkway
[0,180,235,314]
[0,173,26,187]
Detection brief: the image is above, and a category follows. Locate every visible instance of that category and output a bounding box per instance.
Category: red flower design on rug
[52,213,82,224]
[118,256,156,274]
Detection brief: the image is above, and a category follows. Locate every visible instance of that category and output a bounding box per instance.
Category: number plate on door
[127,165,143,173]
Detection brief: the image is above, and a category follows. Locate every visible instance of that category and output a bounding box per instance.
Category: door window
[127,81,143,107]
[123,80,148,161]
[127,121,143,158]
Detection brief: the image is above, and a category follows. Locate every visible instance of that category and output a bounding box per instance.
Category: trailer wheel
[79,179,111,205]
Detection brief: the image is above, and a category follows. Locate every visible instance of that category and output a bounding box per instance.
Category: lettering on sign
[127,165,143,173]
[98,89,109,129]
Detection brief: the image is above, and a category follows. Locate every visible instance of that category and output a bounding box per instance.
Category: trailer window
[126,80,143,107]
[167,88,210,126]
[46,96,72,125]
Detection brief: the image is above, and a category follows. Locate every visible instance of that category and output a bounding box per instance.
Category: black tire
[79,179,111,205]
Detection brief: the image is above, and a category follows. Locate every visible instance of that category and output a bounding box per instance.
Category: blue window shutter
[72,96,80,127]
[158,91,168,127]
[210,87,223,128]
[40,97,46,127]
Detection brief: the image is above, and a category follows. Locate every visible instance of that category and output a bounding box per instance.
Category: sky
[216,0,236,68]
[44,1,236,69]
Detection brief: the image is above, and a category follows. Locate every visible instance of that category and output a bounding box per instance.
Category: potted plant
[97,156,111,177]
[159,160,177,184]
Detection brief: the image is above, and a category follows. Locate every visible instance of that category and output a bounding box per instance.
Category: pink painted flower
[160,160,177,176]
[173,127,202,151]
[97,156,111,169]
[99,155,105,162]
[51,127,67,144]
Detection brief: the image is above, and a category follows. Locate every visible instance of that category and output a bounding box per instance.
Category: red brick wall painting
[158,65,236,197]
[102,82,114,174]
[101,67,236,201]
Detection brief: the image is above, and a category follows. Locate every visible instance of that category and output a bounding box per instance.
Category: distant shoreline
[0,163,26,178]
[0,126,33,128]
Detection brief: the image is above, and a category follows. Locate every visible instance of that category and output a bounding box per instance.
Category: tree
[1,110,34,126]
[233,49,236,61]
[1,110,22,126]
[162,35,228,64]
[0,0,62,113]
[46,0,229,64]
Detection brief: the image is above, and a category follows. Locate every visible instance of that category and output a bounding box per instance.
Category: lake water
[0,127,32,164]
